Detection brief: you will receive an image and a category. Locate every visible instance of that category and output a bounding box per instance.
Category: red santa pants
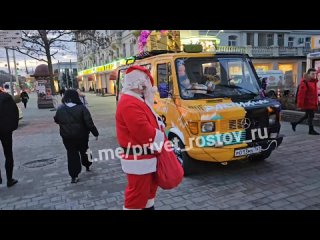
[124,172,158,209]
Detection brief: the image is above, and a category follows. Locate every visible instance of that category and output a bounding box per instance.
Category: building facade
[75,30,138,94]
[200,30,320,88]
[52,61,78,89]
[76,30,320,94]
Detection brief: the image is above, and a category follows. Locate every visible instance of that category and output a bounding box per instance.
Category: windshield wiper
[217,84,258,96]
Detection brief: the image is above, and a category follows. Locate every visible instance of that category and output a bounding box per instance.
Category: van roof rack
[134,50,177,60]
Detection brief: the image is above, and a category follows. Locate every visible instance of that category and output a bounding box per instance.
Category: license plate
[234,146,262,157]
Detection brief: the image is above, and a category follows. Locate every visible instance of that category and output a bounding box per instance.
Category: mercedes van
[116,51,283,174]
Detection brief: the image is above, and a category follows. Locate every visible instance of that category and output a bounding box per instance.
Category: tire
[170,135,194,176]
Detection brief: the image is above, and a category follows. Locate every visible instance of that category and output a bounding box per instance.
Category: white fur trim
[120,157,157,175]
[123,70,153,92]
[123,206,142,210]
[150,129,165,152]
[122,91,144,102]
[145,198,155,208]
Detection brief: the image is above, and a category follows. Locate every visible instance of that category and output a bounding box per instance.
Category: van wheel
[170,136,194,176]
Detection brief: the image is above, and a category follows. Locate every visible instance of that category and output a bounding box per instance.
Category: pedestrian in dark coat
[54,89,99,183]
[0,87,19,187]
[20,90,29,108]
[291,68,319,135]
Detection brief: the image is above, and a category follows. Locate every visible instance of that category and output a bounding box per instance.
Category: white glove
[157,116,165,130]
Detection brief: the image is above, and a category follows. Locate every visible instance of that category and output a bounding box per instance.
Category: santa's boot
[309,126,320,135]
[143,206,155,210]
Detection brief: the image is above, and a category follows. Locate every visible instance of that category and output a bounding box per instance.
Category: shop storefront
[78,58,129,96]
[253,58,305,90]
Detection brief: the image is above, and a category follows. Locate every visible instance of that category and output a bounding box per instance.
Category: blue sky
[0,41,77,76]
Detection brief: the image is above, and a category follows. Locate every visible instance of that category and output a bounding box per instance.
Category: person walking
[54,89,99,183]
[77,88,88,108]
[20,89,29,108]
[0,87,19,187]
[291,68,319,135]
[115,66,165,210]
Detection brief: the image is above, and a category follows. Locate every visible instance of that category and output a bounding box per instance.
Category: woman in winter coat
[291,68,319,135]
[20,90,29,108]
[54,89,99,183]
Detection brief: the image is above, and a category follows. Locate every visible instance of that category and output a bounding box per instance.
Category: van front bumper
[186,135,283,162]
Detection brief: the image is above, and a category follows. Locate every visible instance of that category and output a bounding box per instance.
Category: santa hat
[122,65,157,93]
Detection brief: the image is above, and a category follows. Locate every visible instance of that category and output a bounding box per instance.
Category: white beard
[144,91,155,106]
[143,86,157,106]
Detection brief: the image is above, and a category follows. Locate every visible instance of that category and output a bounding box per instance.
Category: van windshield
[176,57,260,100]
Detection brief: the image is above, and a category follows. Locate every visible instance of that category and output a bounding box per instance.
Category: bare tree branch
[14,47,47,62]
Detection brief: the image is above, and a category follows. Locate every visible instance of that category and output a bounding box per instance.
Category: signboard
[37,79,52,100]
[0,30,23,47]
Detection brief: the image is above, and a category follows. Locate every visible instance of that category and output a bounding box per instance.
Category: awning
[109,70,117,81]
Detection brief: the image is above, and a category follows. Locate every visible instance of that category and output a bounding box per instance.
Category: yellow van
[116,51,283,175]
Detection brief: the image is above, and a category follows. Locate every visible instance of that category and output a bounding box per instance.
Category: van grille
[229,119,244,130]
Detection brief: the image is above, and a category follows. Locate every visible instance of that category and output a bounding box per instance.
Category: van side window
[157,63,172,98]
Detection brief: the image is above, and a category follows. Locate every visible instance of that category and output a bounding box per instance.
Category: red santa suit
[115,66,165,210]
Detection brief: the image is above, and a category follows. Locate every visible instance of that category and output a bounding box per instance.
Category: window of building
[228,35,237,46]
[247,33,254,46]
[278,34,284,47]
[279,63,296,88]
[305,37,311,48]
[267,33,273,46]
[122,43,126,58]
[258,33,274,46]
[298,37,304,45]
[258,33,266,46]
[116,48,120,58]
[288,37,294,47]
[253,64,271,72]
[130,43,134,56]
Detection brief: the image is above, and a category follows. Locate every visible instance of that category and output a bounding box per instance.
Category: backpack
[295,80,308,104]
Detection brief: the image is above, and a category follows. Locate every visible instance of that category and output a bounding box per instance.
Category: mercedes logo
[240,118,251,129]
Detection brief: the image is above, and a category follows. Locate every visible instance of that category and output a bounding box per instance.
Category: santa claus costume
[115,65,165,210]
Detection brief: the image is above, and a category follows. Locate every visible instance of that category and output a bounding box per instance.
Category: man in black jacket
[0,87,19,187]
[20,90,29,108]
[54,89,99,183]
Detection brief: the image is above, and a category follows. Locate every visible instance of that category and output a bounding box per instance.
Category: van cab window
[177,60,194,98]
[157,63,172,98]
[175,57,260,100]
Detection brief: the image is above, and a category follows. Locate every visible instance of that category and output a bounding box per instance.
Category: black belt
[121,147,153,155]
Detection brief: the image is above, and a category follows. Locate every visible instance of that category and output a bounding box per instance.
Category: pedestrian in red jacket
[291,68,319,135]
[115,66,165,210]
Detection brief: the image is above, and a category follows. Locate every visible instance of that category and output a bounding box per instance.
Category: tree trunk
[47,51,56,95]
[39,30,56,95]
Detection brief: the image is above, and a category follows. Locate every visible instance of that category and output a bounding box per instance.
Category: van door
[154,61,176,131]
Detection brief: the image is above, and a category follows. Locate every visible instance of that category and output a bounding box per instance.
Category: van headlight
[269,114,277,125]
[201,122,215,133]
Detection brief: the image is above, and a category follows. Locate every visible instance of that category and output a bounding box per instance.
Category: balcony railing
[216,46,247,54]
[217,46,312,57]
